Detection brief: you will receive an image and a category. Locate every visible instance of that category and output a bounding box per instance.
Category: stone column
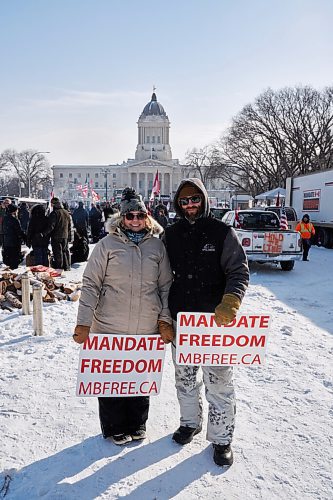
[145,172,148,199]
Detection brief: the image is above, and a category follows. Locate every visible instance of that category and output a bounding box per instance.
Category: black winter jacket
[164,177,249,320]
[72,207,88,230]
[44,206,71,240]
[3,214,25,247]
[26,214,50,248]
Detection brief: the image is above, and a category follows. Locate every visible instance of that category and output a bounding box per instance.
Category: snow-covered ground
[1,246,332,499]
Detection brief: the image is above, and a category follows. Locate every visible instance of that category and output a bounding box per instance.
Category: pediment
[127,159,173,170]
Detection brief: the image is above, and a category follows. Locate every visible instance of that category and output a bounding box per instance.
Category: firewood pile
[0,266,82,313]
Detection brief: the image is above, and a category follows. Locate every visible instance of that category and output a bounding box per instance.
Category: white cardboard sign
[176,312,271,366]
[76,334,165,397]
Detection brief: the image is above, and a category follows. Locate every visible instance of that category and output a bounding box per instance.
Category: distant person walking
[295,214,315,261]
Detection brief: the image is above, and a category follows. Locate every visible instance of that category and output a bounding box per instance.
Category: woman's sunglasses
[179,195,202,206]
[124,212,147,221]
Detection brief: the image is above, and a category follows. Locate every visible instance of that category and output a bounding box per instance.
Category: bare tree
[184,145,226,186]
[0,149,52,197]
[214,86,333,196]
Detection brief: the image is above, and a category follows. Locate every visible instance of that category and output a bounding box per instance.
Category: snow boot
[110,433,132,445]
[131,429,147,440]
[213,444,233,467]
[172,425,202,445]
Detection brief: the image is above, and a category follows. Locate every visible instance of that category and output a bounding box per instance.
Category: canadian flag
[150,171,160,201]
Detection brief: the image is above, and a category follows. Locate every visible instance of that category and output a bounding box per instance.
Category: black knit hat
[7,204,18,213]
[120,187,147,215]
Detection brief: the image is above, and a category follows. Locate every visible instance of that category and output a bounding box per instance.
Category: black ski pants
[98,396,149,438]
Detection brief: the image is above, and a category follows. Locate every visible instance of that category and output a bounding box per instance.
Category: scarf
[124,228,147,245]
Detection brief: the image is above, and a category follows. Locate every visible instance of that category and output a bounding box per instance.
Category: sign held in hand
[76,334,165,397]
[176,313,271,366]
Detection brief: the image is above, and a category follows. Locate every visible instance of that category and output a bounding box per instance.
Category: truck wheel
[280,261,295,271]
[316,228,329,247]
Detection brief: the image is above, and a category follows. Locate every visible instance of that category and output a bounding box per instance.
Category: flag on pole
[76,184,83,191]
[91,188,100,202]
[276,192,280,207]
[280,208,288,230]
[234,209,240,228]
[81,184,88,198]
[150,170,160,201]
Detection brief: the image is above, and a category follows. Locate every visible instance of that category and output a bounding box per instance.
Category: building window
[95,173,98,178]
[152,136,155,143]
[113,173,116,178]
[157,136,160,143]
[87,173,90,178]
[60,173,63,178]
[95,182,98,188]
[147,136,150,143]
[69,173,72,178]
[74,178,77,184]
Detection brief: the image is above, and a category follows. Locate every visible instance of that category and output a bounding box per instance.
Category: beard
[183,206,202,221]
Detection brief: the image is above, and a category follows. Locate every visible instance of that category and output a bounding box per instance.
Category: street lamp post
[100,168,111,201]
[28,151,50,197]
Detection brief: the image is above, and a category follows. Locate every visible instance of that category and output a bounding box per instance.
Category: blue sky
[0,0,332,166]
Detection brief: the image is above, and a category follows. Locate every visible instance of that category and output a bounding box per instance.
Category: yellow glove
[214,294,241,326]
[158,320,175,344]
[73,325,90,344]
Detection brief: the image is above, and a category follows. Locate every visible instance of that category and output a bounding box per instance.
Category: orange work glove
[158,320,175,344]
[214,293,241,326]
[73,325,90,344]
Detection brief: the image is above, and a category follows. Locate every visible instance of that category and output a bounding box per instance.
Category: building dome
[140,92,167,118]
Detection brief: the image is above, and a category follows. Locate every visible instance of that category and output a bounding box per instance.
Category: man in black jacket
[72,201,89,239]
[43,198,72,270]
[163,178,249,467]
[2,204,25,269]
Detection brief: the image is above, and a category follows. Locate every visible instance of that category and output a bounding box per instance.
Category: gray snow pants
[172,325,235,445]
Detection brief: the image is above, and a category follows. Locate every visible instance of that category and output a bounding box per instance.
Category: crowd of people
[0,197,121,270]
[0,196,173,271]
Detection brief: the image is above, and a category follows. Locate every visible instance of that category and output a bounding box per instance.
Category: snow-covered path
[1,247,332,499]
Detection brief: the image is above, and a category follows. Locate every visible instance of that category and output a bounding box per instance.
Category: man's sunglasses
[124,212,147,221]
[179,195,202,206]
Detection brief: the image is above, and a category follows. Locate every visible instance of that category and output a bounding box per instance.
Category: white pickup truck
[222,209,302,271]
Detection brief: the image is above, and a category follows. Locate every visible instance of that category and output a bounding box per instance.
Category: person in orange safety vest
[295,214,316,261]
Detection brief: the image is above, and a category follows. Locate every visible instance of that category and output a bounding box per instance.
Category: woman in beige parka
[73,188,174,445]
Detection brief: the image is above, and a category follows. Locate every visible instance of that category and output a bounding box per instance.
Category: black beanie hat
[8,204,18,213]
[120,187,147,215]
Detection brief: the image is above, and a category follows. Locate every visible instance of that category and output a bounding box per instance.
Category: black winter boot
[172,425,202,445]
[213,444,233,467]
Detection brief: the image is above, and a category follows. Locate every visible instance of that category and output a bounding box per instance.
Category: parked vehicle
[210,207,230,220]
[286,168,333,248]
[222,209,302,271]
[264,206,298,230]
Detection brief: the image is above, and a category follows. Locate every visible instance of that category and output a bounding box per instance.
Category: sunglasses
[124,212,147,221]
[179,195,202,206]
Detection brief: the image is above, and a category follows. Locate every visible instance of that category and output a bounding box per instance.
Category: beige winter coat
[76,216,173,335]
